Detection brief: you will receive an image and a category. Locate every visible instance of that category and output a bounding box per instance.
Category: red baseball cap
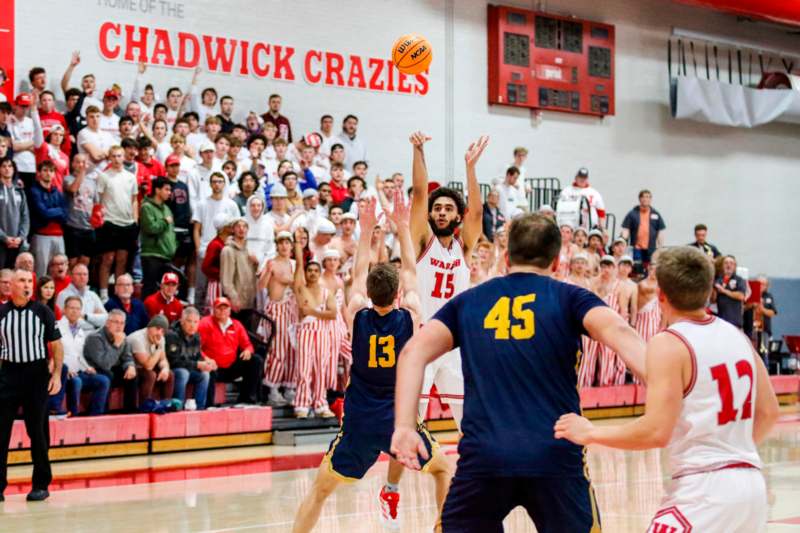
[103,88,120,100]
[14,93,31,107]
[161,272,179,285]
[164,154,181,167]
[213,297,231,308]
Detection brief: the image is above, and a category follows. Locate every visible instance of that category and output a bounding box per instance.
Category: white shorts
[648,467,767,533]
[420,348,463,405]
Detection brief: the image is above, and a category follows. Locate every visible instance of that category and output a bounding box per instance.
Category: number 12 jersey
[664,316,762,478]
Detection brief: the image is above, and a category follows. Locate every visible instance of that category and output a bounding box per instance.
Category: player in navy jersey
[293,191,452,533]
[391,213,647,533]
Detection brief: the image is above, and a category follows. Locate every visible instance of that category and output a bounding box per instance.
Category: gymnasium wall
[12,1,798,282]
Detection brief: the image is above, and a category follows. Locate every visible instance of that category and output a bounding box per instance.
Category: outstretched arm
[583,306,646,382]
[461,136,489,254]
[61,51,80,95]
[346,197,378,327]
[409,131,432,252]
[555,332,686,450]
[385,187,420,326]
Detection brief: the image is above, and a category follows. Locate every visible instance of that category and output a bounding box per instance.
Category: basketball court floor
[3,410,799,532]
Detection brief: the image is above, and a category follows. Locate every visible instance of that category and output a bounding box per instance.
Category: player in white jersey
[376,131,487,528]
[555,246,779,533]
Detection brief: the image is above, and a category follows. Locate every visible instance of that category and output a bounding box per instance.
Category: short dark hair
[28,67,45,82]
[119,115,134,127]
[238,171,258,191]
[347,176,366,189]
[694,223,707,232]
[367,263,399,307]
[232,124,247,132]
[269,93,281,101]
[507,213,561,268]
[639,189,652,199]
[167,87,182,97]
[63,295,83,308]
[64,88,82,100]
[247,134,267,148]
[201,87,218,99]
[428,187,466,217]
[222,159,237,170]
[220,95,233,104]
[0,102,12,114]
[353,160,368,170]
[154,103,167,113]
[144,83,154,92]
[320,114,333,122]
[40,90,55,100]
[330,143,344,152]
[137,136,153,149]
[151,176,171,191]
[506,166,520,177]
[282,172,298,182]
[120,138,138,149]
[343,114,358,123]
[38,160,57,173]
[183,111,199,122]
[655,247,713,311]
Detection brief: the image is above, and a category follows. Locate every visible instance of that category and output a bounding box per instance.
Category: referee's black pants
[0,359,52,494]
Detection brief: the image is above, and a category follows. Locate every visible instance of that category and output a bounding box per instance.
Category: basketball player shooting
[292,190,452,533]
[410,131,487,428]
[391,213,647,532]
[377,132,487,526]
[555,246,779,533]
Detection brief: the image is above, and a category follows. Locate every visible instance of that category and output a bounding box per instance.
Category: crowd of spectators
[0,54,780,419]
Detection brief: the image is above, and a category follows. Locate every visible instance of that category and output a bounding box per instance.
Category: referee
[0,269,63,502]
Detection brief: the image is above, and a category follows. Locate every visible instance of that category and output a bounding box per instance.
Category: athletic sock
[384,483,399,493]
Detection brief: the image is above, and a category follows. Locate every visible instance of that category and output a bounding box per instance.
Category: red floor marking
[5,452,325,495]
[770,516,800,524]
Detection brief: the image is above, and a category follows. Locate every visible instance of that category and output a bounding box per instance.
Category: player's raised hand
[70,51,81,67]
[465,135,489,168]
[409,131,432,147]
[358,195,378,231]
[386,188,410,227]
[553,413,595,445]
[390,427,428,470]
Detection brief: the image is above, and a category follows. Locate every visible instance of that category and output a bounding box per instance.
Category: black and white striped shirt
[0,300,61,363]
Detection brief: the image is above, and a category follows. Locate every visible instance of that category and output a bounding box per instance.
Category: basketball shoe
[378,486,400,530]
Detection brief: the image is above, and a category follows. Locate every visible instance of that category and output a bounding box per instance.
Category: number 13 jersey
[417,235,471,322]
[665,316,762,478]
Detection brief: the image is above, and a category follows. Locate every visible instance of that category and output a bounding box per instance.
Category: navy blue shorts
[325,422,437,481]
[441,474,601,533]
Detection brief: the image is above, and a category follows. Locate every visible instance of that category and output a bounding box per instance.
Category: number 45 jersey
[664,317,762,478]
[432,272,606,477]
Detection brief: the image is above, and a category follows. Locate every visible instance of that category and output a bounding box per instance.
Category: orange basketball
[392,34,433,75]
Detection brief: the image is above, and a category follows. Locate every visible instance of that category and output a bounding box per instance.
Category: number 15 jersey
[664,317,762,478]
[417,235,470,321]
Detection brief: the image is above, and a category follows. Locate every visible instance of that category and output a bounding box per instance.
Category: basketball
[392,33,433,75]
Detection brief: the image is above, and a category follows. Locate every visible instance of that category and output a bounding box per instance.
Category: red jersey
[35,144,69,191]
[137,157,165,198]
[198,315,254,369]
[143,291,184,324]
[329,180,348,206]
[201,236,225,281]
[38,109,72,155]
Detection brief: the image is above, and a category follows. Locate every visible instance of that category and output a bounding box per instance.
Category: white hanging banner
[670,76,800,128]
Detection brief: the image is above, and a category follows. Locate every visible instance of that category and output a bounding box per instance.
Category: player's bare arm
[554,332,687,449]
[345,197,378,329]
[752,351,780,444]
[461,135,489,257]
[385,187,421,328]
[409,131,432,253]
[583,306,647,382]
[391,320,453,470]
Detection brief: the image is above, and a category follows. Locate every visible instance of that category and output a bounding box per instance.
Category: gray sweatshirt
[83,326,134,373]
[0,180,30,247]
